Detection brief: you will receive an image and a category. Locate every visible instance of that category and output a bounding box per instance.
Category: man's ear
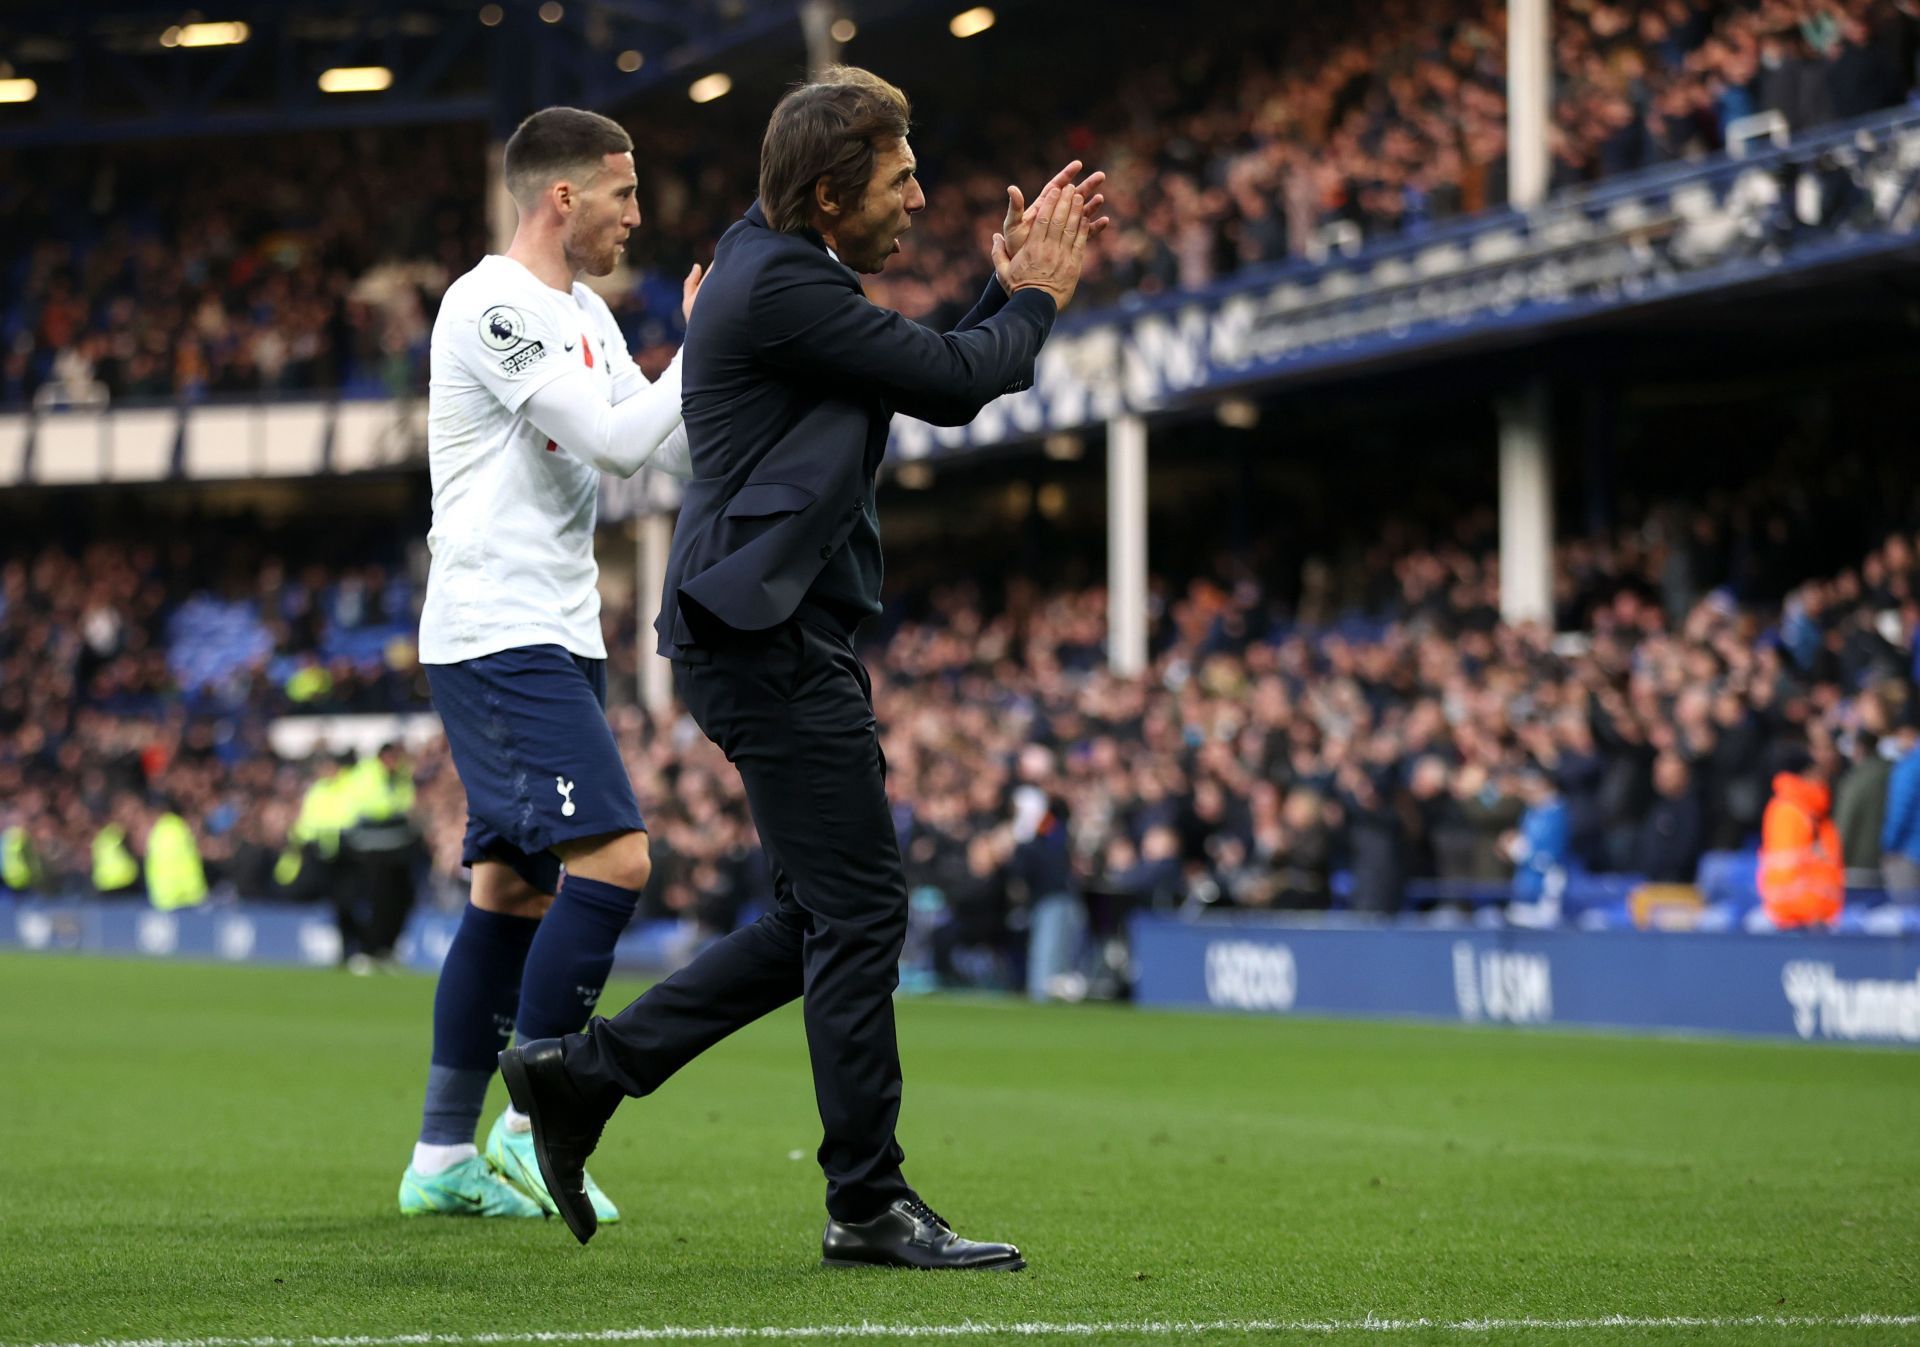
[552,179,575,216]
[812,176,842,221]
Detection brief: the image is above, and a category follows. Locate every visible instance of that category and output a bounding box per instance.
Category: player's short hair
[759,66,911,234]
[503,107,634,207]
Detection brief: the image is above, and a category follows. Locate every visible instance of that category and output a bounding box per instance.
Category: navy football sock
[515,874,639,1042]
[418,903,540,1145]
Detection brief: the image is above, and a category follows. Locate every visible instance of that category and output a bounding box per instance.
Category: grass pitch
[2,952,1917,1347]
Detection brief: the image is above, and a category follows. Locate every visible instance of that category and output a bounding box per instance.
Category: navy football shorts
[426,644,646,895]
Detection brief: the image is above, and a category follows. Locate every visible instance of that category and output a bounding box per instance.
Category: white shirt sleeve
[603,309,692,477]
[587,281,675,408]
[651,422,692,479]
[520,348,690,480]
[454,296,578,413]
[607,327,650,406]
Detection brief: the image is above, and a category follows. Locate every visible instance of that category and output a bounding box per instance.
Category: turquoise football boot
[398,1154,545,1218]
[486,1111,621,1225]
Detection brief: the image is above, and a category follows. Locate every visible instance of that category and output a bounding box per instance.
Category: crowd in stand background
[6,0,1920,977]
[851,0,1920,324]
[0,532,430,919]
[0,126,489,410]
[6,0,1918,408]
[9,465,1920,981]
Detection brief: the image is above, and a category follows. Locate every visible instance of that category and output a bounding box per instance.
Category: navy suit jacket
[657,200,1057,657]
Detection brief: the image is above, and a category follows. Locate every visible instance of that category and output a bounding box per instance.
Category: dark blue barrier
[1132,914,1920,1046]
[0,897,686,975]
[14,897,1917,1046]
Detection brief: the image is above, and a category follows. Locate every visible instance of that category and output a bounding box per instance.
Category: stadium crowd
[0,125,490,411]
[8,467,1920,982]
[5,0,1916,407]
[851,0,1920,322]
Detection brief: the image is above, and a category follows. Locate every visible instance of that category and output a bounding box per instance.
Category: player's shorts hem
[459,837,562,895]
[458,816,648,869]
[543,816,651,850]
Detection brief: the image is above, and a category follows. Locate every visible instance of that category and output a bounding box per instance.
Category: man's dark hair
[758,66,910,234]
[504,107,633,207]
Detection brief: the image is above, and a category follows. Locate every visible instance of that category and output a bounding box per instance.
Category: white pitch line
[16,1315,1920,1347]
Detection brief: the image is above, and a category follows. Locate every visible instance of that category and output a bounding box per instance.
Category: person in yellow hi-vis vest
[340,743,422,971]
[2,813,46,894]
[285,754,355,907]
[92,794,146,898]
[92,826,142,895]
[145,806,208,911]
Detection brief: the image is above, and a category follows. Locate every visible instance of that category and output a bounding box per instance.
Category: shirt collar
[746,199,831,257]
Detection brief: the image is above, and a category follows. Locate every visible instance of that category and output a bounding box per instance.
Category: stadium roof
[0,0,965,146]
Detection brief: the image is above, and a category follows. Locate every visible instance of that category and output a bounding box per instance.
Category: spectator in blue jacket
[1010,774,1082,1003]
[1506,772,1573,927]
[1879,727,1920,904]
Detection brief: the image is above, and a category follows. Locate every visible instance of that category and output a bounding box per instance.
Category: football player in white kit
[398,107,703,1219]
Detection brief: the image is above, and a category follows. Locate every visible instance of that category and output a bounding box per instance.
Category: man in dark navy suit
[501,67,1105,1269]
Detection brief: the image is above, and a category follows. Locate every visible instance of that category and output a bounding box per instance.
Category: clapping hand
[992,175,1099,312]
[994,160,1108,294]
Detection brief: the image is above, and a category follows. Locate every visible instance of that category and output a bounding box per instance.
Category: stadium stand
[0,126,489,409]
[5,0,1919,995]
[852,0,1920,320]
[9,450,1920,973]
[5,0,1914,406]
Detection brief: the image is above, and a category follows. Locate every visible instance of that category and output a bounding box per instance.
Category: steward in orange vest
[1758,772,1845,928]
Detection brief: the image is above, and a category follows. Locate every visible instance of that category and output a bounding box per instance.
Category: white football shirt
[420,254,664,664]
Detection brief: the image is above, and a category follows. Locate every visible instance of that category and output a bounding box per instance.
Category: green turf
[2,952,1917,1347]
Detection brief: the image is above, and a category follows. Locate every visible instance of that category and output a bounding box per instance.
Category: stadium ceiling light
[688,73,731,104]
[178,21,249,46]
[949,6,995,38]
[829,18,857,42]
[617,49,643,73]
[539,1,564,22]
[1215,398,1260,430]
[0,77,37,104]
[478,4,504,26]
[318,65,394,94]
[171,21,251,47]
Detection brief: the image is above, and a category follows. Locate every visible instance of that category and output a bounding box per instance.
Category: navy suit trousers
[563,618,911,1222]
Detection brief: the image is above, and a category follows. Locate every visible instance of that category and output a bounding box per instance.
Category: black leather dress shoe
[822,1197,1025,1271]
[498,1039,611,1245]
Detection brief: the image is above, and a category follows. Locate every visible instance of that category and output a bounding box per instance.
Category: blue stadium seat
[1563,872,1644,913]
[1695,850,1761,909]
[1834,904,1920,937]
[1402,879,1508,908]
[1690,850,1761,931]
